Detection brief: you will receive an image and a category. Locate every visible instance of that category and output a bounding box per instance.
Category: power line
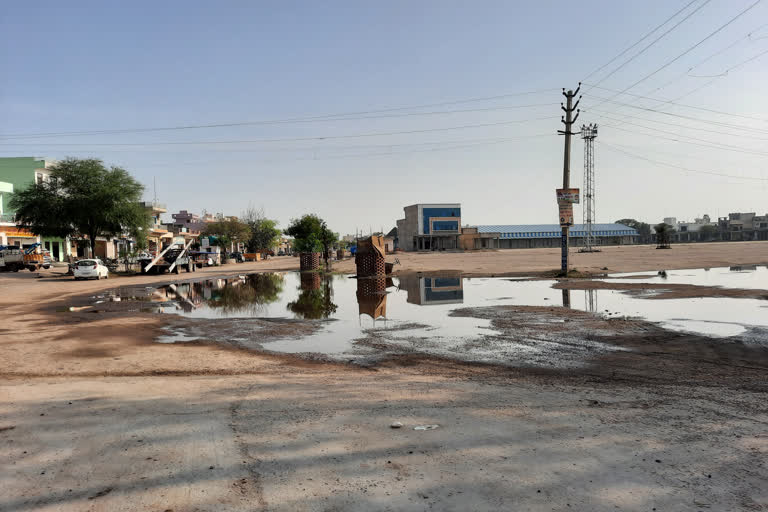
[0,117,557,147]
[592,0,762,108]
[0,89,558,140]
[602,141,768,181]
[582,0,702,81]
[604,120,768,157]
[644,21,768,93]
[587,106,768,140]
[584,0,711,88]
[583,93,768,134]
[582,83,768,123]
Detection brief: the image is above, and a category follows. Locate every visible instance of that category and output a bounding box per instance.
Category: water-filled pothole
[100,267,768,361]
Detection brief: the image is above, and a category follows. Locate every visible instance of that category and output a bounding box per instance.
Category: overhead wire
[583,0,711,89]
[601,140,768,181]
[590,0,762,111]
[0,89,558,140]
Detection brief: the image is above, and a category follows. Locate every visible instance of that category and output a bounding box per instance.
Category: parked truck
[140,241,196,274]
[0,243,45,272]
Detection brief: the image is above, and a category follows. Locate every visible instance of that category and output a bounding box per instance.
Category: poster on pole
[556,188,580,205]
[559,203,574,226]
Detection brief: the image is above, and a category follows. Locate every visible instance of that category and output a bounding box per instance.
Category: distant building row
[395,203,638,251]
[662,213,768,242]
[0,157,291,262]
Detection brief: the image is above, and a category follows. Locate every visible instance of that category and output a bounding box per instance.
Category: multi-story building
[396,203,462,251]
[0,157,71,260]
[170,210,206,233]
[719,212,768,241]
[669,214,718,242]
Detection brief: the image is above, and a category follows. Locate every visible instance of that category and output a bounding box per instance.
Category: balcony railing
[0,213,15,223]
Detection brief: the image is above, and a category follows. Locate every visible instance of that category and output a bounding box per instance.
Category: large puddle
[101,267,768,360]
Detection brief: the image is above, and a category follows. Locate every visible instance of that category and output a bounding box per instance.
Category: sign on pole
[556,188,580,204]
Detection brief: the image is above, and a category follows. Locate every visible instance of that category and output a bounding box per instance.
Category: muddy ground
[2,245,768,511]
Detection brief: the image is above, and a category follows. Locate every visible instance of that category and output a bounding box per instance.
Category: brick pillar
[299,252,320,271]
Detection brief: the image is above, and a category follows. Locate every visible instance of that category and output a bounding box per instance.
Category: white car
[73,259,109,280]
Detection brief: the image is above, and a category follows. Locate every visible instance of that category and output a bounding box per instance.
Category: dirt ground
[334,240,768,276]
[2,244,768,511]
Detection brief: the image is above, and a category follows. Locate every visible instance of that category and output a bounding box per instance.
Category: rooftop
[476,223,638,239]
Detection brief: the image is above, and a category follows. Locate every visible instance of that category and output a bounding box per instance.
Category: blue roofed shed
[475,223,638,249]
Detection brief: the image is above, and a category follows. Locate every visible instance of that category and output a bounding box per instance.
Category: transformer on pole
[580,123,599,253]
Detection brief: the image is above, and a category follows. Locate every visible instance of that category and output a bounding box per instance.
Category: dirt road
[2,244,768,511]
[335,241,768,275]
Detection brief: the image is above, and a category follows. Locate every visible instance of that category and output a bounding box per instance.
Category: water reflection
[154,274,286,314]
[399,273,464,305]
[356,276,391,319]
[561,288,571,308]
[584,289,597,313]
[286,272,338,319]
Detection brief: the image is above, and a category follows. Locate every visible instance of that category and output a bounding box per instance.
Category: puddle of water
[605,265,768,291]
[102,268,768,360]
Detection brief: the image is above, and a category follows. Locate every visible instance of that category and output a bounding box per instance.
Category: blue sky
[2,0,767,234]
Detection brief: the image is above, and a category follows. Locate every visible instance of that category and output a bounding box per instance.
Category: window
[36,172,45,185]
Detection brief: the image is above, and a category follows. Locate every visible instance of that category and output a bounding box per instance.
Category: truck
[139,241,196,274]
[0,243,45,272]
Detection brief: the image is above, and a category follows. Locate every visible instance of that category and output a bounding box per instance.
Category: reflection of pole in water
[561,288,571,308]
[584,289,597,313]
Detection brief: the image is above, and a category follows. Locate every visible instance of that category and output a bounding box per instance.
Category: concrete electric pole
[557,84,581,275]
[580,123,598,253]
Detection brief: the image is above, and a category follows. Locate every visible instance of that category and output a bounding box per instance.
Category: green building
[0,157,70,261]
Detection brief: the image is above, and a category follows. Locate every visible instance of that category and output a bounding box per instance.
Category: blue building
[476,223,638,249]
[396,203,462,251]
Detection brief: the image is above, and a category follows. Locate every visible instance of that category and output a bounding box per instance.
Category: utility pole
[580,123,598,253]
[557,84,581,275]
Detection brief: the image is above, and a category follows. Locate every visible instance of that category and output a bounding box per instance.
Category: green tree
[202,218,251,252]
[9,158,150,257]
[616,218,652,243]
[654,223,673,249]
[698,224,718,241]
[285,214,324,253]
[242,207,281,252]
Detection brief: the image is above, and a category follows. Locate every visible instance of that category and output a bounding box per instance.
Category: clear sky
[2,0,767,234]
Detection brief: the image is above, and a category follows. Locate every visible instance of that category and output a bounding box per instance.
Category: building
[141,201,174,256]
[171,210,206,233]
[719,212,768,241]
[668,214,718,242]
[476,224,638,249]
[399,273,464,305]
[0,157,71,260]
[396,203,462,251]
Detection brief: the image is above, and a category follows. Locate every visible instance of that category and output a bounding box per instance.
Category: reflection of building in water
[399,273,463,305]
[356,276,388,319]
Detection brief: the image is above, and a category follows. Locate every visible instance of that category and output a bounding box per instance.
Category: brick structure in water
[299,252,320,271]
[354,236,387,277]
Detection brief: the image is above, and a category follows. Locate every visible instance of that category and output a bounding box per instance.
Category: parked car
[228,252,245,263]
[277,250,285,256]
[73,259,109,280]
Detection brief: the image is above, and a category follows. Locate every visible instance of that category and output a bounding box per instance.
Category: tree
[319,221,339,264]
[616,218,652,244]
[654,223,673,249]
[242,207,281,252]
[698,224,718,241]
[10,158,150,257]
[285,214,324,253]
[202,218,251,252]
